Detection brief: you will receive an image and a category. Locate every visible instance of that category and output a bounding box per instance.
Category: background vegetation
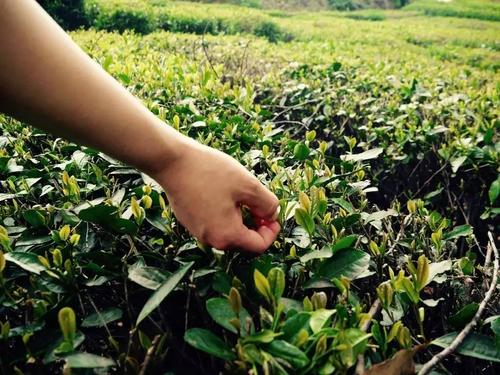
[2,0,499,374]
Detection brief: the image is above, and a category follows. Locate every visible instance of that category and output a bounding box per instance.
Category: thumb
[239,177,280,220]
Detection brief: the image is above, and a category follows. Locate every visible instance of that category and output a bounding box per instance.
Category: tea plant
[0,1,499,374]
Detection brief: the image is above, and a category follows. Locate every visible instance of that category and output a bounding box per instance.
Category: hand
[153,138,280,253]
[0,0,280,254]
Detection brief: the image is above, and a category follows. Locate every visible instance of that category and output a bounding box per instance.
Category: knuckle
[246,178,262,196]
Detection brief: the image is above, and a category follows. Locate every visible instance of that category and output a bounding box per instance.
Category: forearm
[0,0,187,176]
[0,1,280,253]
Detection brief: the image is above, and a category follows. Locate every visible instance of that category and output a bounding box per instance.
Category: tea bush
[86,0,292,42]
[0,1,499,374]
[404,0,500,22]
[37,0,89,29]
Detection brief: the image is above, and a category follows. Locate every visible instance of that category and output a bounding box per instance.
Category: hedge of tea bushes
[0,5,499,374]
[85,0,293,42]
[403,0,500,22]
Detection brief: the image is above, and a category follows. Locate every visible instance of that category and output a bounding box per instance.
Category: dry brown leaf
[362,345,425,375]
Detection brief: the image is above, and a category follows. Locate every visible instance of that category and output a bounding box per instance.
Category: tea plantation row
[0,2,499,374]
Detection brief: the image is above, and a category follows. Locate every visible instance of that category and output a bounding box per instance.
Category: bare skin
[0,0,280,253]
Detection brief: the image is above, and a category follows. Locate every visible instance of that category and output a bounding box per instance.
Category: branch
[201,26,219,80]
[355,298,382,374]
[139,334,161,375]
[418,231,499,375]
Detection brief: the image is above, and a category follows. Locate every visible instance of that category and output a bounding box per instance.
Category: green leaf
[82,308,123,328]
[184,328,235,360]
[488,316,500,336]
[340,147,383,162]
[23,210,46,228]
[206,298,252,335]
[300,246,333,263]
[309,308,335,333]
[0,193,24,202]
[268,267,285,300]
[400,277,420,304]
[290,226,310,248]
[78,204,117,223]
[428,259,452,284]
[332,235,358,253]
[254,269,273,302]
[431,332,500,363]
[243,329,281,344]
[331,198,355,214]
[79,205,138,234]
[283,312,311,342]
[64,352,115,368]
[448,303,479,330]
[293,142,310,160]
[294,207,315,235]
[316,249,370,280]
[58,307,76,344]
[136,262,194,325]
[15,236,52,248]
[4,252,46,274]
[265,340,309,368]
[450,155,467,173]
[128,266,170,290]
[415,255,430,291]
[489,176,500,205]
[443,224,473,240]
[281,297,303,313]
[107,217,138,235]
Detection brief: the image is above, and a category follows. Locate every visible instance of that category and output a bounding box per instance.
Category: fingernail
[271,206,280,221]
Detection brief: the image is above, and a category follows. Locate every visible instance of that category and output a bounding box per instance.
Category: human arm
[0,0,280,253]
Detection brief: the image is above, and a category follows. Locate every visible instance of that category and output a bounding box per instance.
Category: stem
[418,232,499,375]
[413,304,425,341]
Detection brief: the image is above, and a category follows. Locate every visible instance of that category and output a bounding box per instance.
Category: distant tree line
[192,0,410,10]
[37,0,88,30]
[37,0,411,32]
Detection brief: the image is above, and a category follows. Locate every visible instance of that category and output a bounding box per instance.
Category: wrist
[144,122,197,185]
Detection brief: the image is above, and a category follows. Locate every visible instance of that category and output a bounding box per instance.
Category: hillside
[1,0,499,374]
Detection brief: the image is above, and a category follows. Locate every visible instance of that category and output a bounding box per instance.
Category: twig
[413,162,448,198]
[237,40,251,82]
[270,97,324,121]
[355,299,382,374]
[201,28,219,80]
[87,293,112,338]
[302,98,327,127]
[273,120,308,127]
[418,231,499,375]
[184,271,194,332]
[125,234,139,258]
[138,334,161,375]
[361,298,381,332]
[386,218,406,256]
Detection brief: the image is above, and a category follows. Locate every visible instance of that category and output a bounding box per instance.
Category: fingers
[231,221,281,254]
[239,177,280,220]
